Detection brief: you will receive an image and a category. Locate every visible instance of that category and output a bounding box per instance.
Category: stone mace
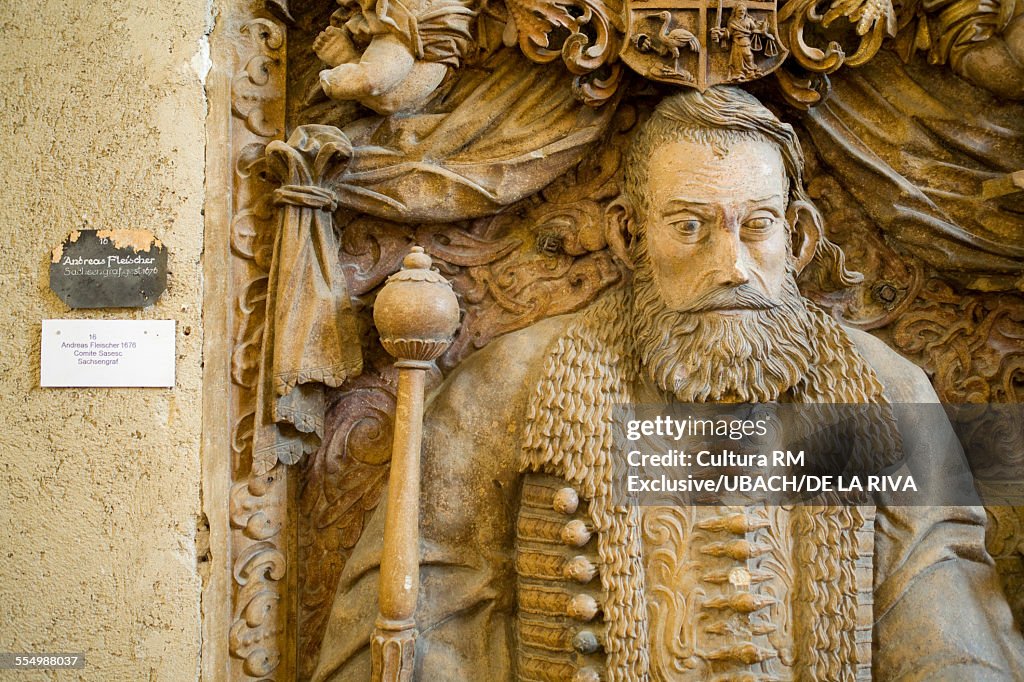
[370,246,460,681]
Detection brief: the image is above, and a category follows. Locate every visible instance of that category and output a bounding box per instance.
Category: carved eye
[672,219,703,240]
[742,215,776,238]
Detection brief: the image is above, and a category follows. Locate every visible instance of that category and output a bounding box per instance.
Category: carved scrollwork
[773,0,897,107]
[226,11,291,681]
[229,467,289,678]
[889,281,1024,404]
[775,68,833,109]
[233,142,278,269]
[505,0,625,105]
[297,376,396,679]
[445,246,622,368]
[778,0,895,73]
[229,540,286,677]
[232,277,269,392]
[341,218,415,297]
[233,412,256,460]
[233,19,286,138]
[231,475,286,541]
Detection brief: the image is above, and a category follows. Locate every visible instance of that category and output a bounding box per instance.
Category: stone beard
[626,231,895,408]
[628,235,815,404]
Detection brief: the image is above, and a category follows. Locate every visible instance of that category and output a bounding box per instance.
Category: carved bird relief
[635,11,701,83]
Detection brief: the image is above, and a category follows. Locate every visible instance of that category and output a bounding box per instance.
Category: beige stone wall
[0,0,210,680]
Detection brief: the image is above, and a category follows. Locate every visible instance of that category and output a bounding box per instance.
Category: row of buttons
[554,486,603,681]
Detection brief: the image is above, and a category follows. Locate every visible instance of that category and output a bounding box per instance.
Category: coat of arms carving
[497,0,900,105]
[622,0,787,89]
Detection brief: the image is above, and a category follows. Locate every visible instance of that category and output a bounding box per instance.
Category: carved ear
[787,200,821,275]
[605,195,635,270]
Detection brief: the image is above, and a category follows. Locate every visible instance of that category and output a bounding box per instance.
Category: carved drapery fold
[325,49,619,222]
[800,50,1024,284]
[338,0,478,65]
[254,125,364,472]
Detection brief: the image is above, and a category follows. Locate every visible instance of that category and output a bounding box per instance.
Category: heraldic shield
[621,0,788,90]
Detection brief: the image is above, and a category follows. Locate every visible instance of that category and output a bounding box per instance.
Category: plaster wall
[0,0,211,679]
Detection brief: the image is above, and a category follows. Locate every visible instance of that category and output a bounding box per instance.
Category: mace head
[373,246,460,362]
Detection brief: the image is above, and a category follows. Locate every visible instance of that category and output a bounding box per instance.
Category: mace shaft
[372,361,430,682]
[370,246,460,682]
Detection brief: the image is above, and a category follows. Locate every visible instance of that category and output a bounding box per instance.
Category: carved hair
[623,86,861,289]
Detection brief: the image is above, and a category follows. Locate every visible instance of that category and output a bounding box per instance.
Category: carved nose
[721,260,750,287]
[715,236,750,287]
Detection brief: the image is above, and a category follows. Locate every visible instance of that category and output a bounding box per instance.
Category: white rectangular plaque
[40,319,176,387]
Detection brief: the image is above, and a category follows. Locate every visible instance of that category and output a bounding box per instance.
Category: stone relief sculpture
[712,3,781,81]
[313,0,476,112]
[210,0,1024,677]
[252,125,364,472]
[311,87,1024,681]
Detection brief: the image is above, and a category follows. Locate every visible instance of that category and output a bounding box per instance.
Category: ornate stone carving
[307,87,1023,682]
[208,0,1024,678]
[452,0,900,104]
[368,247,460,681]
[251,124,364,474]
[297,375,394,679]
[229,472,289,677]
[221,10,295,682]
[505,0,624,103]
[233,18,287,138]
[314,0,477,112]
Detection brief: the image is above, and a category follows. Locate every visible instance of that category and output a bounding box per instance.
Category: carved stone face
[640,136,789,313]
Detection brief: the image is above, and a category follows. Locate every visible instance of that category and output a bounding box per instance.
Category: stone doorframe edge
[202,1,294,680]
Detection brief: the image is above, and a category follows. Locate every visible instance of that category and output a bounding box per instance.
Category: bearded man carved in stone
[313,87,1024,681]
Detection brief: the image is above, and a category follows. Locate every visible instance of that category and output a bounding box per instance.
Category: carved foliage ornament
[504,0,895,103]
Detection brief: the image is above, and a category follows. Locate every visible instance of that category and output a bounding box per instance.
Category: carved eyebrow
[665,194,784,206]
[745,194,785,206]
[661,198,714,217]
[664,197,713,207]
[661,194,784,215]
